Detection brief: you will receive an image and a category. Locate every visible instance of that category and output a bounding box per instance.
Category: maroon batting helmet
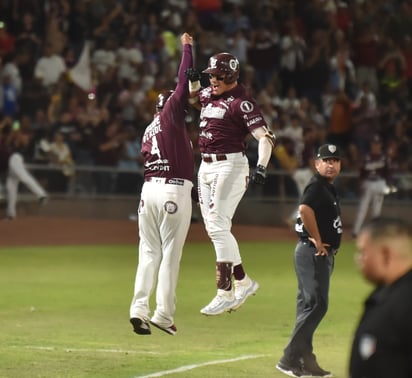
[156,90,174,112]
[202,53,240,84]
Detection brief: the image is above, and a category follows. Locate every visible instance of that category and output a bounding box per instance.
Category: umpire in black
[276,144,343,378]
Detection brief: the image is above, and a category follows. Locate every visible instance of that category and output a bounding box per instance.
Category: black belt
[300,238,338,255]
[145,177,185,186]
[202,154,227,163]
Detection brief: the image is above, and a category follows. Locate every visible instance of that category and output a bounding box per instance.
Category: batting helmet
[202,53,240,84]
[156,90,174,112]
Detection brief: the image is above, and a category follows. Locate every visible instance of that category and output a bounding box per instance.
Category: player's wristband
[188,96,199,104]
[189,80,201,92]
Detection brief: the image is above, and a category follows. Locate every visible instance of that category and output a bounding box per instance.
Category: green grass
[0,240,371,378]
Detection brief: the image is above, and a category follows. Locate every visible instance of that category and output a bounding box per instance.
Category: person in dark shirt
[129,33,196,337]
[276,144,343,378]
[350,217,412,378]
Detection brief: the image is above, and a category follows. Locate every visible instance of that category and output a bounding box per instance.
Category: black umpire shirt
[296,172,342,250]
[349,270,412,378]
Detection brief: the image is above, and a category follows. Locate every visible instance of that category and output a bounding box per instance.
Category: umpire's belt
[145,177,185,186]
[300,238,338,255]
[201,151,245,163]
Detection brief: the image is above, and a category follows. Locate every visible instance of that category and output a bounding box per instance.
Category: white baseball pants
[6,152,47,218]
[130,178,193,327]
[198,152,249,265]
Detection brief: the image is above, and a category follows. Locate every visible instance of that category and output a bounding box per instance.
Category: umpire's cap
[316,144,342,160]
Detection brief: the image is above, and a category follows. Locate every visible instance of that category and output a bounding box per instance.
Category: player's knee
[207,228,229,241]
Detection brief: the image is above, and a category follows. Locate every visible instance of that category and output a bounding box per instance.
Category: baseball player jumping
[352,134,395,237]
[186,52,276,315]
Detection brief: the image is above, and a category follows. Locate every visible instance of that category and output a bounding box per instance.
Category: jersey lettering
[142,117,162,143]
[201,104,227,119]
[334,216,343,234]
[150,135,161,159]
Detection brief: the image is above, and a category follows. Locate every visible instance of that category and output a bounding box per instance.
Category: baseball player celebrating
[129,33,196,336]
[0,117,48,219]
[186,52,276,315]
[352,135,395,238]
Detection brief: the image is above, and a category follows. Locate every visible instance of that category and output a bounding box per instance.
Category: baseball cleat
[130,317,151,335]
[200,289,236,316]
[149,320,177,335]
[231,274,259,311]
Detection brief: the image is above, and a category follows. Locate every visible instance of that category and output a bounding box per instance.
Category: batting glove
[185,68,201,82]
[251,165,267,185]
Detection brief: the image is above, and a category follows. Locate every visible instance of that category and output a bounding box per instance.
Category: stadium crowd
[1,0,412,198]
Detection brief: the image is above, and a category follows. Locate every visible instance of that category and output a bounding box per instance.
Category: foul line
[134,354,269,378]
[10,345,164,355]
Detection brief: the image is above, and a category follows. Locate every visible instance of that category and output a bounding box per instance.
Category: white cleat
[231,275,259,311]
[200,289,236,316]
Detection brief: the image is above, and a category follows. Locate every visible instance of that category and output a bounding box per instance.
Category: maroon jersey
[360,153,391,182]
[141,44,195,182]
[198,84,267,154]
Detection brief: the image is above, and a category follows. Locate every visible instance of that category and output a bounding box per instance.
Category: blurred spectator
[191,0,222,31]
[91,36,117,81]
[377,36,407,106]
[327,89,352,152]
[0,21,15,58]
[248,25,280,91]
[1,52,22,96]
[14,11,42,70]
[0,70,19,118]
[354,80,377,111]
[279,20,306,96]
[116,37,144,84]
[116,125,144,195]
[329,44,358,100]
[401,34,412,99]
[226,29,249,66]
[301,30,331,113]
[93,115,125,194]
[45,129,75,192]
[352,22,380,95]
[34,42,67,91]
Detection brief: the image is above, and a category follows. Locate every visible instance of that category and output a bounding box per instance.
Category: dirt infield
[0,216,299,247]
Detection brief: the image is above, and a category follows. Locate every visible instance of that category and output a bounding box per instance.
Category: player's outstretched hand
[185,68,201,82]
[251,165,267,185]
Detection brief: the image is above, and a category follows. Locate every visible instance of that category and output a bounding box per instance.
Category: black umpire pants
[283,240,335,361]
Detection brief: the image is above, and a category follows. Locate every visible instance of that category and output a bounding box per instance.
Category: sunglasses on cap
[209,74,224,81]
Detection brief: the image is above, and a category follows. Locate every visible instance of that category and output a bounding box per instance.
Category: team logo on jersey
[359,334,376,360]
[164,201,178,214]
[240,101,254,113]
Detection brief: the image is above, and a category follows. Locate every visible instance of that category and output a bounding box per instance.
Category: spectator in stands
[116,125,144,195]
[329,44,358,100]
[45,129,74,192]
[279,20,306,97]
[34,42,66,92]
[377,36,407,106]
[93,115,126,194]
[327,89,352,153]
[248,24,280,91]
[0,21,15,58]
[301,30,331,113]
